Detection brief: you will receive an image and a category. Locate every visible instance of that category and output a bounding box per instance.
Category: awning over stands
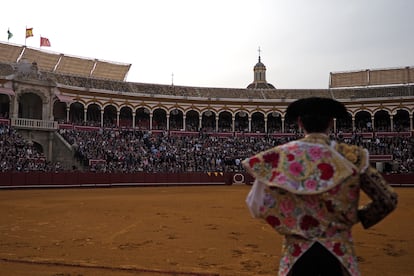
[55,93,74,103]
[0,87,15,96]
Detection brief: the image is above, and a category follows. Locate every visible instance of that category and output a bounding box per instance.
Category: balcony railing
[11,118,58,131]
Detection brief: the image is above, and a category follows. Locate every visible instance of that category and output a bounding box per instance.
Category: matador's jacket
[242,134,398,276]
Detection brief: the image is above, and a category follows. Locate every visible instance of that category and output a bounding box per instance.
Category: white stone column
[100,110,104,127]
[11,94,18,118]
[84,109,88,124]
[248,115,252,132]
[150,113,153,130]
[352,116,355,131]
[371,117,375,132]
[66,106,70,123]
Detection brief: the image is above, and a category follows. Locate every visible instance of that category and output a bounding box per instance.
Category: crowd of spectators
[340,132,414,173]
[59,128,293,173]
[0,124,63,172]
[59,128,414,174]
[1,123,413,174]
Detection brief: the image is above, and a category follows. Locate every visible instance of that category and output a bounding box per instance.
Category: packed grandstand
[0,42,413,183]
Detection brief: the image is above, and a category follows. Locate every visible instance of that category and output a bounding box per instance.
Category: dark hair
[286,97,348,133]
[299,114,332,132]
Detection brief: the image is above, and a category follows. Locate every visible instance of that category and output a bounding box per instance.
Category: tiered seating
[91,60,131,81]
[0,42,22,63]
[331,67,414,88]
[58,127,414,174]
[332,85,414,99]
[55,55,95,76]
[0,42,130,81]
[19,47,61,72]
[0,124,63,172]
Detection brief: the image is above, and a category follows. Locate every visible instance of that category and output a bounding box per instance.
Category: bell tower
[247,47,275,89]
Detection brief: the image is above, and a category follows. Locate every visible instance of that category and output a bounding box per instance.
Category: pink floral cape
[243,140,356,195]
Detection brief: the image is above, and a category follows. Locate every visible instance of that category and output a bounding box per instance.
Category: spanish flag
[26,28,33,38]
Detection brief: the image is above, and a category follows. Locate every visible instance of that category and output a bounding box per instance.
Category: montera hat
[286,97,348,120]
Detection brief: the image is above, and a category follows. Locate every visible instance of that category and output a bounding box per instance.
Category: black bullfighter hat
[286,97,348,120]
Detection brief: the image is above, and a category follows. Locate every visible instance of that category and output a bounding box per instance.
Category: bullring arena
[0,41,414,275]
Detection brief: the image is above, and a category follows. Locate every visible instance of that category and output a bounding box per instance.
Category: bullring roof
[0,42,131,81]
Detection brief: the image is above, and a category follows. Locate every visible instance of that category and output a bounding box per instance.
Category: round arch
[69,102,85,124]
[336,111,353,133]
[266,111,282,133]
[103,104,117,127]
[393,108,411,131]
[218,110,232,132]
[251,111,265,133]
[185,109,200,131]
[153,107,167,130]
[355,110,372,132]
[235,110,248,132]
[169,107,184,130]
[135,107,151,130]
[374,109,391,131]
[53,100,66,123]
[119,106,133,128]
[284,111,299,134]
[201,110,216,132]
[86,103,101,126]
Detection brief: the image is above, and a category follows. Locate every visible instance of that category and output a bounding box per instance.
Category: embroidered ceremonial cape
[242,134,398,276]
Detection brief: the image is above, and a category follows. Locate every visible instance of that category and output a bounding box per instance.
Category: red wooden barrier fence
[0,172,412,188]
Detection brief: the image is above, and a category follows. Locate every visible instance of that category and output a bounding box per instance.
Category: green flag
[7,29,13,40]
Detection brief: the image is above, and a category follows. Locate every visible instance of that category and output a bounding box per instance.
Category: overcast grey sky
[2,0,413,89]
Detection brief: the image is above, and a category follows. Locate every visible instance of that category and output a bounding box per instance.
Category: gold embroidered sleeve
[358,166,398,229]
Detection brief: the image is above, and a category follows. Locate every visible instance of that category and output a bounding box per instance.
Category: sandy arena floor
[0,185,412,276]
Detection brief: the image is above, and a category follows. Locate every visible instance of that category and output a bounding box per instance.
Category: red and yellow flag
[26,28,33,38]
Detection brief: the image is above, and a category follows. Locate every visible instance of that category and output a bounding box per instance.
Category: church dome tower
[247,49,275,89]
